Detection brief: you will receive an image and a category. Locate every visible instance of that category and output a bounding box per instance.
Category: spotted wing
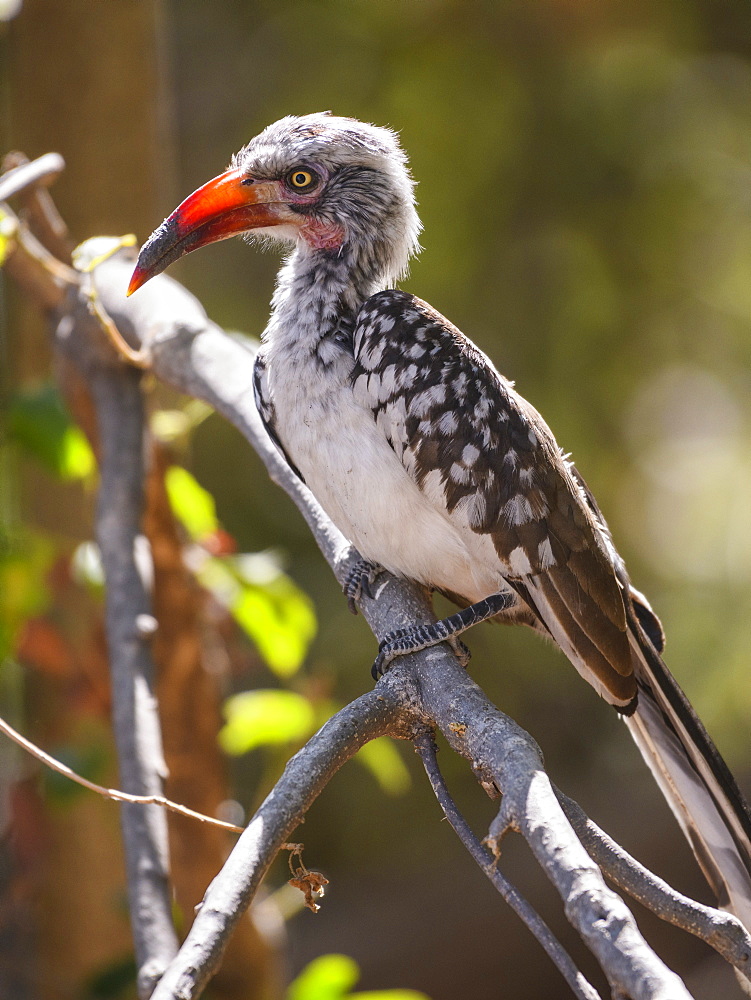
[351,289,635,706]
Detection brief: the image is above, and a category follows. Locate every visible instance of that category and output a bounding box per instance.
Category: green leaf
[230,576,316,677]
[8,382,95,480]
[164,465,218,541]
[59,428,95,479]
[286,955,431,1000]
[219,689,315,755]
[150,401,213,444]
[199,554,316,676]
[0,207,17,264]
[287,955,360,1000]
[355,738,411,795]
[0,531,55,658]
[219,689,316,755]
[84,954,137,999]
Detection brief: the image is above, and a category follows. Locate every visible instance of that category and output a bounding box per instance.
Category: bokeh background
[2,2,751,998]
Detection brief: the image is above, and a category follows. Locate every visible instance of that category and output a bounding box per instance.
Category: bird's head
[128,112,421,295]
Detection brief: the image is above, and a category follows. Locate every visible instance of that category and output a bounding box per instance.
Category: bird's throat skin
[297,216,346,251]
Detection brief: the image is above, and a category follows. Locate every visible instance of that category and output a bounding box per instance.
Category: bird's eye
[287,168,318,191]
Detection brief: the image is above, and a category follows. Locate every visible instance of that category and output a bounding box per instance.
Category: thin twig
[75,235,152,368]
[414,731,602,1000]
[1,204,78,310]
[0,714,244,835]
[556,787,751,984]
[88,291,151,368]
[0,151,65,202]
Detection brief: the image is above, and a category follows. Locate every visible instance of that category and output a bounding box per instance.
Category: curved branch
[149,689,404,1000]
[0,151,65,202]
[414,731,602,1000]
[557,788,751,980]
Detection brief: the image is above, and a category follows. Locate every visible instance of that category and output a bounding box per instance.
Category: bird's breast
[261,344,503,603]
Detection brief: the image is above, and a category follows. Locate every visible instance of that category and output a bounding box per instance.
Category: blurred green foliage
[220,684,410,792]
[8,381,94,481]
[0,527,53,660]
[0,385,80,660]
[220,688,317,755]
[0,205,15,265]
[354,737,411,796]
[165,463,220,542]
[167,464,318,675]
[83,955,137,1000]
[165,463,408,790]
[286,954,429,1000]
[215,555,316,677]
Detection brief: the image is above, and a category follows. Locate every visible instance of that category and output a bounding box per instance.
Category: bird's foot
[343,558,384,615]
[371,625,472,679]
[371,591,515,679]
[447,635,472,667]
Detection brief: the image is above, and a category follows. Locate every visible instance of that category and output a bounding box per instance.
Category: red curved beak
[127,168,291,295]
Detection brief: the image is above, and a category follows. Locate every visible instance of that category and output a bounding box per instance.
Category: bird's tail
[624,597,751,932]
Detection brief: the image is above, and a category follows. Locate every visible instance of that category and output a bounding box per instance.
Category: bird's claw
[371,627,472,680]
[448,636,472,668]
[371,626,411,679]
[343,558,383,615]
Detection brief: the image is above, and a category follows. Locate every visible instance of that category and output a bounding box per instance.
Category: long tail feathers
[625,603,751,932]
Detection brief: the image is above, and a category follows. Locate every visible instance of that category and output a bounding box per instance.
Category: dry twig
[0,714,243,835]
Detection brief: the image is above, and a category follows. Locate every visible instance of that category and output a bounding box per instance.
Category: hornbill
[128,112,751,931]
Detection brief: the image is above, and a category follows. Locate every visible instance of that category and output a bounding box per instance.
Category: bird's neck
[263,240,389,360]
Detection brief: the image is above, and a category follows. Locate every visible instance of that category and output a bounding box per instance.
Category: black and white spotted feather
[351,290,637,705]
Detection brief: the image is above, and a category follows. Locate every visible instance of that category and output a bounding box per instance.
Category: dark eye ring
[287,168,318,191]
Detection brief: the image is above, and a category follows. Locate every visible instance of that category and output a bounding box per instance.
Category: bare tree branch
[414,730,603,1000]
[1,151,73,262]
[84,245,705,1000]
[557,788,751,981]
[149,689,405,999]
[0,151,65,202]
[398,619,694,999]
[89,361,179,997]
[3,168,180,996]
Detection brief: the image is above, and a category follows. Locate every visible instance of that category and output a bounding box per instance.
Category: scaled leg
[343,558,384,615]
[372,591,516,678]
